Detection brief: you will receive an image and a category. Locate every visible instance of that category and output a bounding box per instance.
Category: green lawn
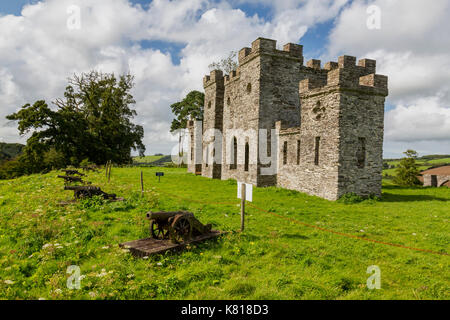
[0,167,448,300]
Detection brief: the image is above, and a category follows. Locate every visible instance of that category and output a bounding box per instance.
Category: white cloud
[1,0,344,155]
[385,97,450,142]
[327,0,450,156]
[1,0,448,158]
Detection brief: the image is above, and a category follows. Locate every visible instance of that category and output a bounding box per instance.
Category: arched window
[283,141,288,165]
[230,137,237,170]
[244,143,249,172]
[246,83,252,93]
[227,97,231,106]
[208,101,212,109]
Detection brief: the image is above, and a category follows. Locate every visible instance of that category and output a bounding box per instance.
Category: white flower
[412,233,417,236]
[102,246,109,250]
[4,280,14,285]
[88,292,96,298]
[360,230,365,233]
[157,262,163,266]
[143,256,149,260]
[127,274,135,279]
[54,289,62,294]
[42,244,52,249]
[79,275,86,281]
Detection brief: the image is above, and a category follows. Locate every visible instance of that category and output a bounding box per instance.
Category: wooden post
[140,171,144,195]
[108,161,111,183]
[105,161,109,178]
[240,183,246,232]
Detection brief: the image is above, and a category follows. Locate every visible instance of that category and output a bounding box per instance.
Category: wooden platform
[119,230,223,257]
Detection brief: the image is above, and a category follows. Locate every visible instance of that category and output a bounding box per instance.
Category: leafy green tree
[6,71,145,174]
[170,90,205,132]
[170,91,204,163]
[394,149,421,186]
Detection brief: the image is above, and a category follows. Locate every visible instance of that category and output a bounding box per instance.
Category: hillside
[383,155,450,178]
[0,167,448,300]
[0,143,24,162]
[133,155,173,166]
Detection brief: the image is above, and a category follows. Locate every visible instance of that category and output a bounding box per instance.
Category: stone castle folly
[186,37,388,201]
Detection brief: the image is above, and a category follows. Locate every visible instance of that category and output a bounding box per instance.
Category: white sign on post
[237,181,253,202]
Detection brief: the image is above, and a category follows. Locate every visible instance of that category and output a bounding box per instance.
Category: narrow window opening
[357,137,366,168]
[296,140,301,165]
[283,141,288,165]
[314,137,320,166]
[230,137,237,170]
[244,143,249,172]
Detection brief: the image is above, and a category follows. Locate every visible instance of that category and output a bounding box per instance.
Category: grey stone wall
[195,37,388,201]
[202,70,224,179]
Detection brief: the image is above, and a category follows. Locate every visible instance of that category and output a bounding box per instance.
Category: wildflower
[101,246,110,250]
[143,256,149,260]
[412,233,417,236]
[88,292,96,298]
[360,230,365,233]
[42,244,52,249]
[4,280,14,285]
[127,274,135,279]
[157,262,163,266]
[54,289,62,294]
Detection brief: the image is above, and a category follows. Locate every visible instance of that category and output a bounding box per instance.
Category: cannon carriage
[64,185,117,200]
[146,211,212,244]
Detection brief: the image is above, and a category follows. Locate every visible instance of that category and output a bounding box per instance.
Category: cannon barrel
[146,211,192,221]
[64,186,100,191]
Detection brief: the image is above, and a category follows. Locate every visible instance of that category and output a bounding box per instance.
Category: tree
[208,51,238,74]
[6,71,145,173]
[170,90,204,165]
[394,149,421,186]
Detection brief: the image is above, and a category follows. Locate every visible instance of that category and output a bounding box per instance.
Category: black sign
[156,172,164,177]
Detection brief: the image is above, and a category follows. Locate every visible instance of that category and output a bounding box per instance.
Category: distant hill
[133,155,173,166]
[0,143,24,162]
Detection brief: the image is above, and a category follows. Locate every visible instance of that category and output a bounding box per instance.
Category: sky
[0,0,449,158]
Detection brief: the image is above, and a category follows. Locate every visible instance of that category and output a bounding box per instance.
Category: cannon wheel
[171,215,192,243]
[150,220,168,240]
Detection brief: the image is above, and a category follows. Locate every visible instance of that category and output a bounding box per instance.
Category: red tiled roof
[421,165,450,175]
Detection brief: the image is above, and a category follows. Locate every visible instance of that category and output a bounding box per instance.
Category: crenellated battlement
[299,55,387,96]
[203,70,224,88]
[224,68,240,84]
[237,37,303,66]
[193,37,388,201]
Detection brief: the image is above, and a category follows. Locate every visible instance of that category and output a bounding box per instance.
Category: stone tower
[202,70,224,179]
[193,37,388,201]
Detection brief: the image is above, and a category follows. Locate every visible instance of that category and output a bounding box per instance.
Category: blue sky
[0,0,449,157]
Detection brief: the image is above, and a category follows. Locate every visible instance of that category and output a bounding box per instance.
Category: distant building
[421,166,450,187]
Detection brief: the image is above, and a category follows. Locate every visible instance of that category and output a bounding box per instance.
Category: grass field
[0,167,449,300]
